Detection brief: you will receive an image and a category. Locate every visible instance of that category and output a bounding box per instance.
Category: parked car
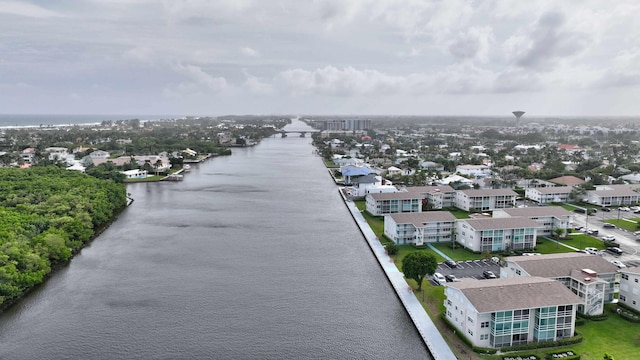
[575,250,589,254]
[586,229,599,236]
[606,247,623,256]
[603,223,616,229]
[445,274,459,282]
[522,252,542,256]
[619,207,630,212]
[483,270,497,279]
[602,235,616,241]
[490,256,500,264]
[630,206,640,212]
[573,208,586,214]
[584,247,599,255]
[611,260,627,269]
[444,259,458,268]
[601,207,612,212]
[433,273,446,285]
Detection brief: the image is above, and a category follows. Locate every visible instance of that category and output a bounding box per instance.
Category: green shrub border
[545,350,580,360]
[577,312,608,321]
[439,314,497,354]
[500,333,583,352]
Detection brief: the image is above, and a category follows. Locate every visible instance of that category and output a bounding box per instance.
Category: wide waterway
[0,119,431,359]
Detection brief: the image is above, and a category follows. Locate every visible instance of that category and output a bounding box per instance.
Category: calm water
[0,119,430,359]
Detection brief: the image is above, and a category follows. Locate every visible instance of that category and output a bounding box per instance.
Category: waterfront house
[456,164,491,178]
[492,206,572,238]
[383,211,456,245]
[444,277,582,349]
[500,253,620,315]
[455,217,539,252]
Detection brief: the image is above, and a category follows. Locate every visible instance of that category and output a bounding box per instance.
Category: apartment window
[468,317,474,324]
[468,329,473,336]
[620,295,626,302]
[481,321,489,328]
[621,274,628,280]
[635,278,638,283]
[516,269,521,275]
[447,300,452,306]
[480,334,488,340]
[634,301,637,305]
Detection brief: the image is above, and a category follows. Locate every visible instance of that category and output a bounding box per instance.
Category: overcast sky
[1,1,640,116]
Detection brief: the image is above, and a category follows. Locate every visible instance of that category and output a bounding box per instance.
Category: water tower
[512,111,525,127]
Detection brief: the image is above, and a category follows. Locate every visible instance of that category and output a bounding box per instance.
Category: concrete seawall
[340,191,457,360]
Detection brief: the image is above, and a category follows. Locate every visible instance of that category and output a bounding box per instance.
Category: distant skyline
[2,1,640,116]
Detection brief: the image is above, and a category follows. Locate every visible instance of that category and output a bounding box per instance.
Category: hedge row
[577,312,608,321]
[500,334,583,352]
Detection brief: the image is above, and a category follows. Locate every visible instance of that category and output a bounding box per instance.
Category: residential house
[525,186,573,204]
[347,174,397,197]
[444,277,582,349]
[454,189,518,212]
[501,253,620,315]
[89,150,110,160]
[20,147,35,163]
[549,176,586,186]
[121,169,147,179]
[383,211,456,245]
[341,164,372,184]
[456,164,491,178]
[365,192,423,216]
[492,207,573,237]
[455,217,539,252]
[45,147,69,162]
[618,267,640,312]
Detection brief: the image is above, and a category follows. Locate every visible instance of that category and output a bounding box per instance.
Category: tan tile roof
[368,192,422,200]
[620,267,640,275]
[498,206,572,217]
[404,185,455,194]
[449,277,583,313]
[463,217,540,230]
[506,253,619,277]
[458,189,519,197]
[549,175,585,185]
[529,186,573,194]
[388,211,456,226]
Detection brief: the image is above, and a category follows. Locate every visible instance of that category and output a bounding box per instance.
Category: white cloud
[0,1,61,18]
[165,63,229,97]
[240,47,259,57]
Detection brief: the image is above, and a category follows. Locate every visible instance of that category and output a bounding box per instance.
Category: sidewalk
[342,196,457,360]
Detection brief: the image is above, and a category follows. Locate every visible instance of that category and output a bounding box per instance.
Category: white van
[433,273,446,285]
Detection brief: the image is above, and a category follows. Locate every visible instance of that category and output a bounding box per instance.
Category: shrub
[500,334,583,352]
[545,350,580,360]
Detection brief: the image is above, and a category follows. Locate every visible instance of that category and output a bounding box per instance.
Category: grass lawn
[323,158,338,168]
[606,218,639,232]
[449,210,471,219]
[535,237,576,254]
[561,233,607,250]
[393,245,445,267]
[570,308,640,360]
[123,175,165,183]
[430,242,483,261]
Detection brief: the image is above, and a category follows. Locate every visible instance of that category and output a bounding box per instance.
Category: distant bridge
[277,130,321,138]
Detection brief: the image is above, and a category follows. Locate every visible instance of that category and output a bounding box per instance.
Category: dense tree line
[0,167,126,306]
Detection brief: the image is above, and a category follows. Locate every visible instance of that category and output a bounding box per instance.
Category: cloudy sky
[1,0,640,116]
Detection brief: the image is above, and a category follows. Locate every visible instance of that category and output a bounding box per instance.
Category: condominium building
[492,206,573,237]
[618,267,640,312]
[365,192,423,216]
[501,253,620,315]
[455,189,518,212]
[525,186,573,204]
[444,277,582,349]
[383,211,456,245]
[586,185,640,206]
[455,218,539,252]
[407,185,456,210]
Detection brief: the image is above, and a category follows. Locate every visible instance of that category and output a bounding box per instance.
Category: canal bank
[339,191,457,360]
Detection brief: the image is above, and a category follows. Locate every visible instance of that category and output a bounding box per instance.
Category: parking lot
[431,259,500,284]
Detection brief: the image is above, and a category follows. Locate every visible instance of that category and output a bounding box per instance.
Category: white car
[619,207,631,212]
[602,235,616,241]
[584,247,599,255]
[432,273,446,285]
[611,260,627,269]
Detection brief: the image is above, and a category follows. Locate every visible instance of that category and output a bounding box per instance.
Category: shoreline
[336,187,457,359]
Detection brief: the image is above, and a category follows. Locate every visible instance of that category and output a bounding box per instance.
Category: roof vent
[584,277,591,282]
[582,269,597,277]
